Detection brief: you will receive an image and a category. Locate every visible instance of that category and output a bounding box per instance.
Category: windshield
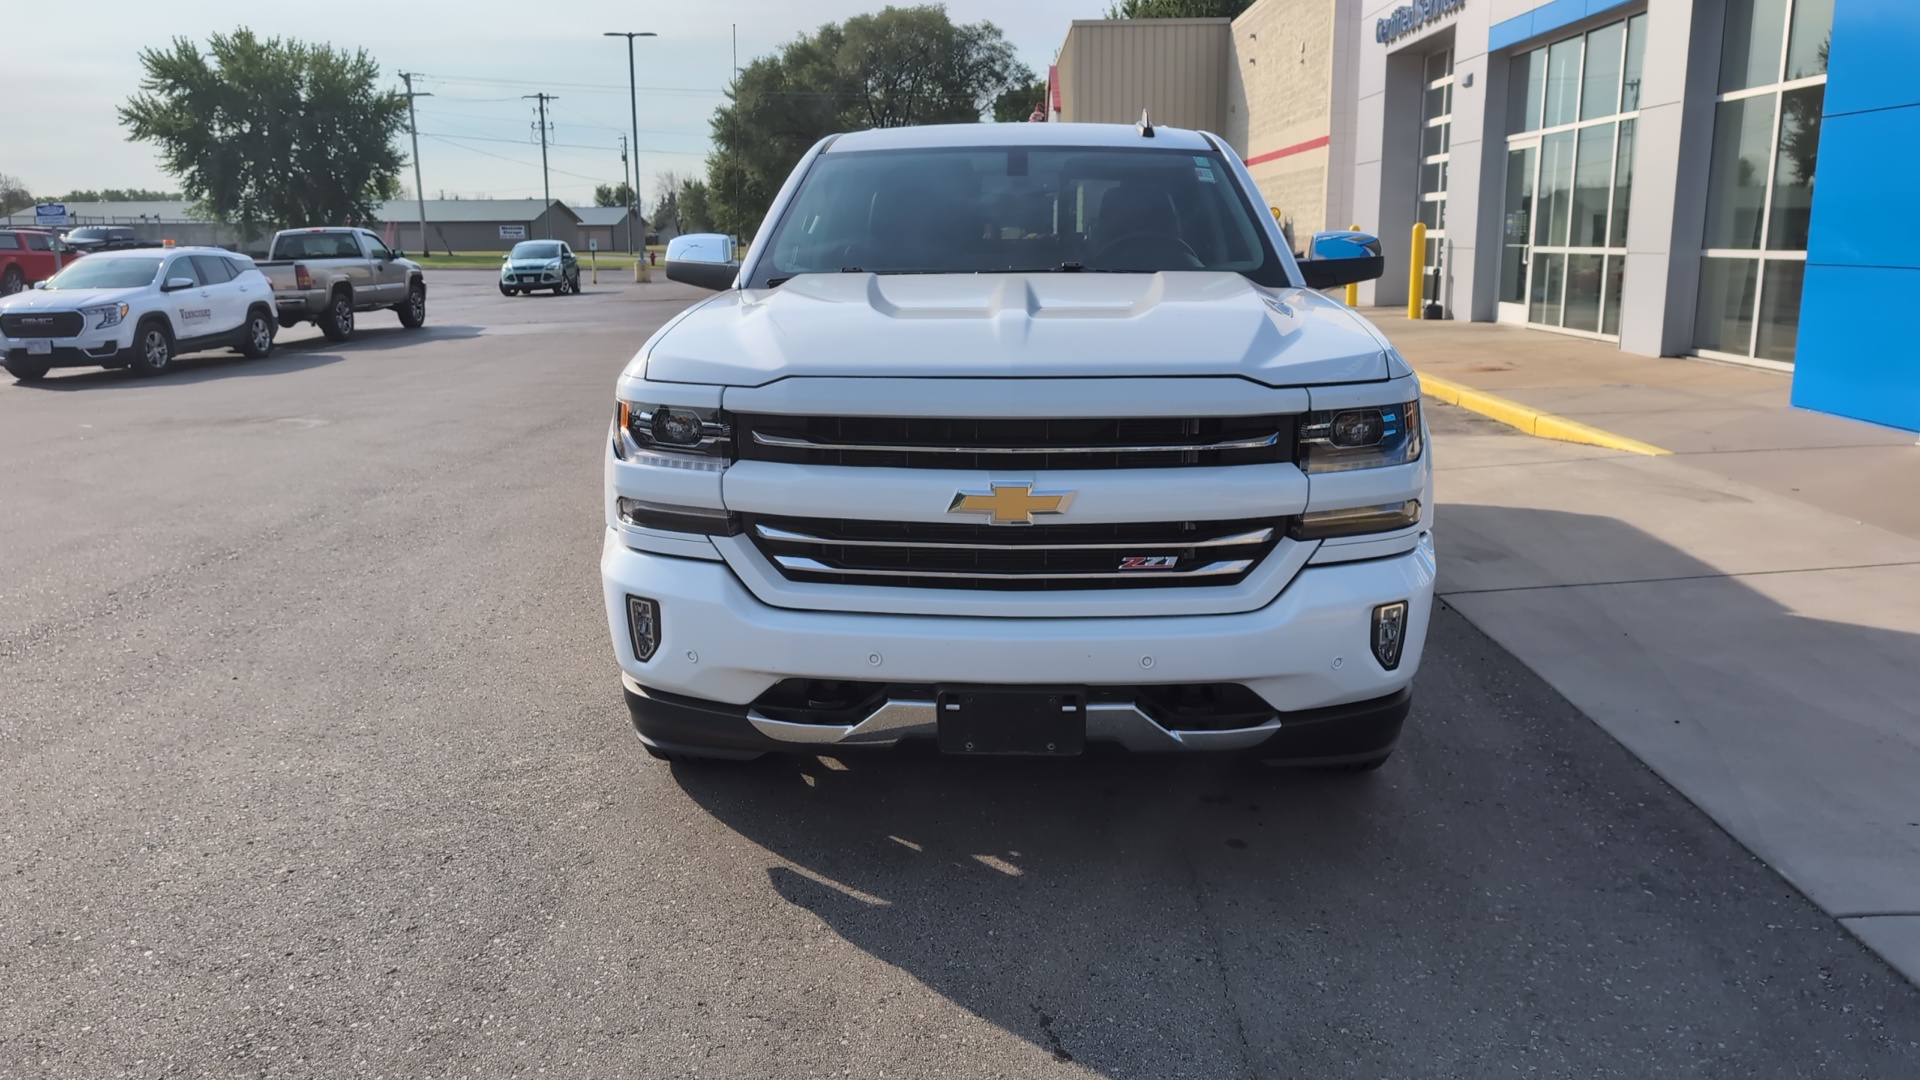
[66,228,115,241]
[43,257,163,290]
[509,241,563,260]
[752,146,1286,287]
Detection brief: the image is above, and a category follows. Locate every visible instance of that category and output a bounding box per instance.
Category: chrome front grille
[746,515,1286,591]
[734,414,1296,470]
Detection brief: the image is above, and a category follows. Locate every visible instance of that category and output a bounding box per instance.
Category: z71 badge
[1118,556,1179,570]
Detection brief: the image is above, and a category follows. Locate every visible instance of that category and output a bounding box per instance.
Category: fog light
[1371,601,1408,670]
[627,595,660,663]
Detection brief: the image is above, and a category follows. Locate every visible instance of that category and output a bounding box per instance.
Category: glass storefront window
[1785,0,1833,80]
[1720,0,1790,92]
[1702,96,1776,250]
[1539,131,1575,248]
[1581,22,1625,121]
[1695,258,1760,353]
[1422,123,1450,157]
[1694,0,1831,365]
[1571,124,1615,248]
[1768,85,1822,250]
[1564,253,1606,332]
[1621,14,1647,112]
[1499,146,1536,305]
[1530,253,1565,326]
[1602,255,1626,336]
[1756,261,1805,362]
[1417,48,1453,286]
[1609,119,1636,248]
[1544,37,1583,127]
[1509,48,1546,133]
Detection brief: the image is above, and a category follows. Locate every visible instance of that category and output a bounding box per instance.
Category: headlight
[1298,400,1422,473]
[612,401,733,471]
[547,259,562,270]
[81,302,129,329]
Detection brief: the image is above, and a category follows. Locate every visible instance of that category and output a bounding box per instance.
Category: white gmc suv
[603,122,1432,770]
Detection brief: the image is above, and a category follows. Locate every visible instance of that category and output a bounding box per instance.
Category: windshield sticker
[1193,156,1217,183]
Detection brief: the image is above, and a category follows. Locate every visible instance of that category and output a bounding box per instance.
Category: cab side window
[191,255,236,284]
[0,234,19,250]
[24,233,52,252]
[364,235,394,261]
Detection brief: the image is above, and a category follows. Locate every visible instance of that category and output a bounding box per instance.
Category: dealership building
[1051,0,1917,431]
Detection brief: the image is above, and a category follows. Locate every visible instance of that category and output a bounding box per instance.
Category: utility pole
[618,135,633,255]
[524,93,557,237]
[398,72,431,257]
[604,32,656,256]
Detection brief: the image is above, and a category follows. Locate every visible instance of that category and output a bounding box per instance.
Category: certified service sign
[1376,0,1465,43]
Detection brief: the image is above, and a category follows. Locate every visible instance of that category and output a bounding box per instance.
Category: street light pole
[604,31,656,257]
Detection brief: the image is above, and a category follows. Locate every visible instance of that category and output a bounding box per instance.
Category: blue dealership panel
[1793,0,1920,431]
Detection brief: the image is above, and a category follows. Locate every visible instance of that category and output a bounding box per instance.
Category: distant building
[367,199,583,254]
[574,205,647,254]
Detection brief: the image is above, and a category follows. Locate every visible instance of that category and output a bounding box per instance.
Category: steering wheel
[1087,232,1204,269]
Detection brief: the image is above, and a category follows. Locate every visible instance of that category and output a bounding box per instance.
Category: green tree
[56,188,183,202]
[677,178,716,234]
[0,174,30,215]
[705,5,1033,237]
[119,29,407,231]
[594,181,637,208]
[993,79,1049,123]
[1108,0,1253,16]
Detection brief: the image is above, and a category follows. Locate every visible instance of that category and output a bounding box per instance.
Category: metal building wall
[1059,19,1233,132]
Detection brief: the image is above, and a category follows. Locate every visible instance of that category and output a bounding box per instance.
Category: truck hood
[0,286,145,313]
[638,272,1393,387]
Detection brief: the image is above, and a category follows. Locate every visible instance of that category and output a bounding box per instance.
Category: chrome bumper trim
[746,697,1281,752]
[753,523,1274,553]
[750,431,1281,455]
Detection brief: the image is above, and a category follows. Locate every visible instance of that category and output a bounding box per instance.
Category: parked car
[256,227,425,342]
[59,226,160,254]
[604,122,1422,769]
[0,229,86,295]
[0,247,277,381]
[499,240,581,296]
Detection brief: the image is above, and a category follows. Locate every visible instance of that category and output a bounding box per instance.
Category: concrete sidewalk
[1385,314,1920,986]
[1378,311,1920,541]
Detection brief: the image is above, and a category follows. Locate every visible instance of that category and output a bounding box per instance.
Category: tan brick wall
[1226,0,1339,236]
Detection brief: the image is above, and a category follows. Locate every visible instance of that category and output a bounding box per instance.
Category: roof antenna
[1137,108,1156,138]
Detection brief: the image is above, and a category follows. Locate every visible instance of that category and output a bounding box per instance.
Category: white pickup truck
[603,122,1432,770]
[257,227,426,342]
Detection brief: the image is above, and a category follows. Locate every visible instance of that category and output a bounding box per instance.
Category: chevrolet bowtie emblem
[948,483,1075,525]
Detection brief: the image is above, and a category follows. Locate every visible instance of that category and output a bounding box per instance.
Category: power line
[418,134,631,185]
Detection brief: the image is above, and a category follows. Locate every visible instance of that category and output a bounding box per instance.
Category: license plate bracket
[25,339,52,355]
[936,687,1086,756]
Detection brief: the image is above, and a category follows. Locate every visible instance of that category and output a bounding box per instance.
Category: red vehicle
[0,229,84,295]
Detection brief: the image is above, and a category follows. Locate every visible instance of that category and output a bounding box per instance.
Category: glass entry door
[1498,144,1536,324]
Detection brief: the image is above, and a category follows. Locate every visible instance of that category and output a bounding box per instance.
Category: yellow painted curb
[1416,371,1670,456]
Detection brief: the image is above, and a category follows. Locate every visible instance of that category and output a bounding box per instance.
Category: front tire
[319,292,354,342]
[0,267,23,296]
[5,355,50,381]
[498,281,515,297]
[128,321,175,377]
[397,282,426,328]
[240,309,274,359]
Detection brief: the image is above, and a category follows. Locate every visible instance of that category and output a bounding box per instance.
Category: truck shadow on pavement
[275,323,484,353]
[663,558,1920,1075]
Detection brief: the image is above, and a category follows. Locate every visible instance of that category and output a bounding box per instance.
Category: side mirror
[665,233,739,291]
[392,248,405,259]
[164,276,197,292]
[32,281,48,290]
[1297,231,1385,290]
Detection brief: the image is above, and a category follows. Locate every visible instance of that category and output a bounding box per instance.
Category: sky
[2,0,1086,212]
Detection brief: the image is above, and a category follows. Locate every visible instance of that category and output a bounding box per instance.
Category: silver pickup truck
[257,227,426,342]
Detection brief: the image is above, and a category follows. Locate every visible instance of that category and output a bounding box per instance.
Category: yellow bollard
[1345,224,1361,308]
[1407,222,1427,320]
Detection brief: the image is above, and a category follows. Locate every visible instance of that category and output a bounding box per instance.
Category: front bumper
[502,268,561,286]
[4,327,135,368]
[600,528,1434,754]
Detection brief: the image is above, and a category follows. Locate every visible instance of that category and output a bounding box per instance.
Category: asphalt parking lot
[3,271,1917,1078]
